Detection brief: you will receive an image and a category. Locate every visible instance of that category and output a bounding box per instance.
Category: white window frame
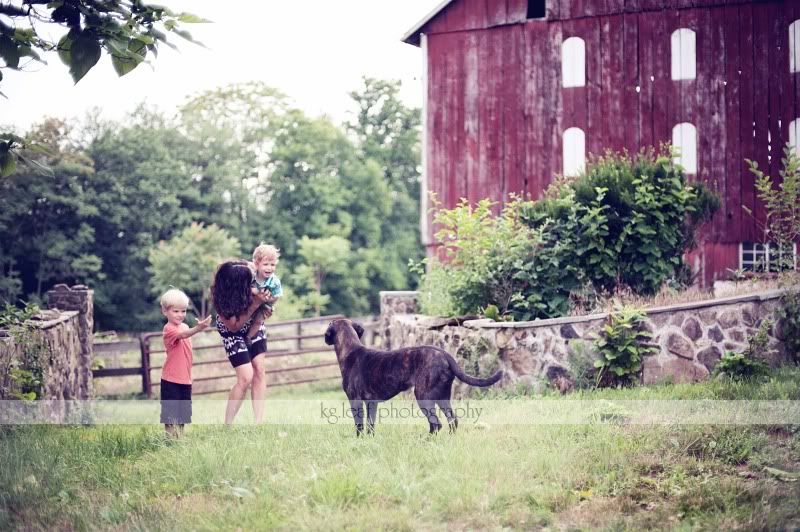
[740,242,798,272]
[790,118,799,156]
[563,127,585,177]
[672,122,697,174]
[671,28,696,81]
[791,20,800,73]
[561,37,585,88]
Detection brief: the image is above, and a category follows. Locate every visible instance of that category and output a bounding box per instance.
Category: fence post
[296,321,302,352]
[140,334,152,398]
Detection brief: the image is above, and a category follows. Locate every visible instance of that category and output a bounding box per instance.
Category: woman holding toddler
[210,259,273,424]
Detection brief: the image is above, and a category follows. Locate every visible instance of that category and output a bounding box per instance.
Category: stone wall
[379,290,792,395]
[0,284,94,402]
[0,310,81,400]
[47,284,94,398]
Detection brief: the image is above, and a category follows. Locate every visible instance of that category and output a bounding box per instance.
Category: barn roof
[401,0,454,46]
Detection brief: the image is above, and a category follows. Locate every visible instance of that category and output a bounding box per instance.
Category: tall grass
[2,370,799,530]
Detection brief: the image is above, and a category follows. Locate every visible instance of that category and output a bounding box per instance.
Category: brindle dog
[324,319,503,435]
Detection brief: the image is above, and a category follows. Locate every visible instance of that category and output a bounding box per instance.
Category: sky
[0,0,440,130]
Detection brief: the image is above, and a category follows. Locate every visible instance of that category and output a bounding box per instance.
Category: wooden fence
[92,315,378,398]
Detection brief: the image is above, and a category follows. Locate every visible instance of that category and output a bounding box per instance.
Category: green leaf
[18,45,43,63]
[68,32,102,83]
[57,32,73,66]
[0,151,17,177]
[178,13,212,23]
[0,35,20,69]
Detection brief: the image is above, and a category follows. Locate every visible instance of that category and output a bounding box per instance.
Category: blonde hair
[160,288,190,311]
[252,243,280,263]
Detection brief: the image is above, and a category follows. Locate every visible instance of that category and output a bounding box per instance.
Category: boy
[246,244,283,342]
[160,288,211,438]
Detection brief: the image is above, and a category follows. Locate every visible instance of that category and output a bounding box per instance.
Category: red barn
[403,0,799,287]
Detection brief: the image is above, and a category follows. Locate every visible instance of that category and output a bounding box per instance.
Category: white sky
[0,0,440,131]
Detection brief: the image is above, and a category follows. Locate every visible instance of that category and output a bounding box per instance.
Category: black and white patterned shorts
[217,319,267,368]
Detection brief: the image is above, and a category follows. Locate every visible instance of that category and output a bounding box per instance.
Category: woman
[211,259,272,424]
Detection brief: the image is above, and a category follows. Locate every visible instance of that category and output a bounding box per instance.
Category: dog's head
[324,319,365,345]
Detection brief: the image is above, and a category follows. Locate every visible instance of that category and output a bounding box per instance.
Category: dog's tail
[445,353,503,387]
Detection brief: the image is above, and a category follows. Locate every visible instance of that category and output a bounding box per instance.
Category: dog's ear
[324,323,335,345]
[353,321,365,339]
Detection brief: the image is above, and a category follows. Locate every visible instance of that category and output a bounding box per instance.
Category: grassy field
[2,370,799,531]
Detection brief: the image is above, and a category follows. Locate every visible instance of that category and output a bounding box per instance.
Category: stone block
[697,346,722,372]
[666,332,695,359]
[718,309,739,329]
[681,317,703,341]
[643,356,709,384]
[707,325,724,342]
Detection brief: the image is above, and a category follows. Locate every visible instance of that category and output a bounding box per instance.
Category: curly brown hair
[210,259,254,319]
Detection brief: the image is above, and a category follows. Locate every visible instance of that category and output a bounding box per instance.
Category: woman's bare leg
[225,363,254,425]
[250,354,267,423]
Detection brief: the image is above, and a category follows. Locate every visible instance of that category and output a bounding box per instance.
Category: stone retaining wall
[0,284,94,402]
[0,310,82,400]
[379,290,792,395]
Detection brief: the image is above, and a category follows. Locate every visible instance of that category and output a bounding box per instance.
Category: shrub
[415,146,719,321]
[776,287,800,364]
[715,319,772,379]
[0,302,47,400]
[745,144,800,272]
[716,351,769,380]
[529,147,719,295]
[593,306,658,387]
[424,197,581,320]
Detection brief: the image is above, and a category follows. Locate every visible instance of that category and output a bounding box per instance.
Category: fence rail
[92,315,377,398]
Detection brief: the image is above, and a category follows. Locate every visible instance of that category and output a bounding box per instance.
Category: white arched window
[672,122,697,174]
[790,119,800,155]
[563,127,585,177]
[671,28,696,80]
[791,20,800,73]
[561,37,585,88]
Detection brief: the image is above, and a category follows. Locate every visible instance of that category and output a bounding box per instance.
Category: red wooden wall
[421,0,799,286]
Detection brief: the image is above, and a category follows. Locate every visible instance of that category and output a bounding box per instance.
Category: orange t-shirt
[161,322,193,385]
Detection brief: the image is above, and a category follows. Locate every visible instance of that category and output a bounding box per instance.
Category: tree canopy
[0,0,206,177]
[0,78,424,331]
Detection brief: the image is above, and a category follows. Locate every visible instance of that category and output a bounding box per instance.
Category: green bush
[421,197,580,320]
[0,302,47,400]
[527,147,719,294]
[593,306,658,387]
[776,287,800,364]
[415,147,719,321]
[715,320,772,380]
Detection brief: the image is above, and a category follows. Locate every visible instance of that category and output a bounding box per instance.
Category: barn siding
[421,0,798,285]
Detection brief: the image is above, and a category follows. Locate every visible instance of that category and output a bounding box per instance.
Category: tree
[148,222,240,318]
[0,0,206,87]
[85,107,212,330]
[0,118,102,304]
[295,235,351,316]
[0,1,206,175]
[746,144,800,271]
[177,82,291,248]
[347,77,424,295]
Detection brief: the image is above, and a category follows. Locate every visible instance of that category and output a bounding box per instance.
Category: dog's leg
[416,398,442,434]
[437,399,459,433]
[366,401,378,435]
[349,399,364,437]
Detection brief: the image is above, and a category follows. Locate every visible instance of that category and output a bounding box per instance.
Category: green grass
[2,370,799,531]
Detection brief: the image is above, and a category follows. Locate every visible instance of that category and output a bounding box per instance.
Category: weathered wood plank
[723,4,742,243]
[751,3,771,241]
[638,13,656,150]
[623,12,641,153]
[585,16,604,159]
[738,2,756,242]
[503,25,524,199]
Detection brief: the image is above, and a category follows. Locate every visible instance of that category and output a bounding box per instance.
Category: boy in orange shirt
[160,288,211,437]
